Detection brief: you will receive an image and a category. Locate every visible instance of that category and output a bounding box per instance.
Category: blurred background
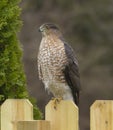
[19,0,113,130]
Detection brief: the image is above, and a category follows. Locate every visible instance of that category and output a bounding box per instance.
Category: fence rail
[0,99,113,130]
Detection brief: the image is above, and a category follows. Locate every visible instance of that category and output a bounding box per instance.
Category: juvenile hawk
[38,23,80,106]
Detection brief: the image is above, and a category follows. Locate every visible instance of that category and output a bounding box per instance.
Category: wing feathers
[63,42,81,105]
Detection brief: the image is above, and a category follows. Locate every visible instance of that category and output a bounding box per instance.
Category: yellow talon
[51,97,63,110]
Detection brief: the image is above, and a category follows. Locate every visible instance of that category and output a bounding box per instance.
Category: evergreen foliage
[0,0,42,119]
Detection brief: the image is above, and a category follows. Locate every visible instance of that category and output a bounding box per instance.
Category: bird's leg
[51,97,63,110]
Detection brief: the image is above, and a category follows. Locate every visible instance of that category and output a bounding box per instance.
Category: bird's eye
[45,25,49,29]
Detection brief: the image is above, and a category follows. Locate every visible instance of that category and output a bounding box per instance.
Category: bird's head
[39,23,62,37]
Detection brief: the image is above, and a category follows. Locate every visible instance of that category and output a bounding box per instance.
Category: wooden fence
[0,99,113,130]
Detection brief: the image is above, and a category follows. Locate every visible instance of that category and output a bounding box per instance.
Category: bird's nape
[39,23,59,32]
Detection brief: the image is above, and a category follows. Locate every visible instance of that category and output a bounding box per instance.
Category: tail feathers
[73,92,79,106]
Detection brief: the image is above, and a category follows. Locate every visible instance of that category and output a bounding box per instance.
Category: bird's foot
[51,97,63,110]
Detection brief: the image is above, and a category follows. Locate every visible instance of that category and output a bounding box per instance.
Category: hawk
[38,23,80,106]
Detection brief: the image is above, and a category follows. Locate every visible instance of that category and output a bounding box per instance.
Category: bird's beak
[39,26,43,32]
[38,28,41,32]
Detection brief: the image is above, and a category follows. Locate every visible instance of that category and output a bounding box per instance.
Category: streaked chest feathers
[38,36,68,84]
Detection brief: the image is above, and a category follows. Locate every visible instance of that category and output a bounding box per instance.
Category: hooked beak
[38,27,41,32]
[38,26,44,32]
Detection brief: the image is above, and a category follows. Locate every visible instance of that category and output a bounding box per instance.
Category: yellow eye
[45,25,49,29]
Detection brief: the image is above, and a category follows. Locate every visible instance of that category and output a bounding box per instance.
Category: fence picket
[1,99,33,130]
[46,100,79,130]
[90,100,113,130]
[1,99,113,130]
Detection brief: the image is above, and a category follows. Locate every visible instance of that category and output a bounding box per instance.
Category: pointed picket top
[90,100,113,130]
[1,99,33,130]
[46,100,79,130]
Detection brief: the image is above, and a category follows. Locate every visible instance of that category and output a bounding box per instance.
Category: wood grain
[46,100,78,130]
[1,99,33,130]
[90,100,113,130]
[17,120,50,130]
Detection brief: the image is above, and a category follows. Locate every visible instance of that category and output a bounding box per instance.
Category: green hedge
[0,0,42,119]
